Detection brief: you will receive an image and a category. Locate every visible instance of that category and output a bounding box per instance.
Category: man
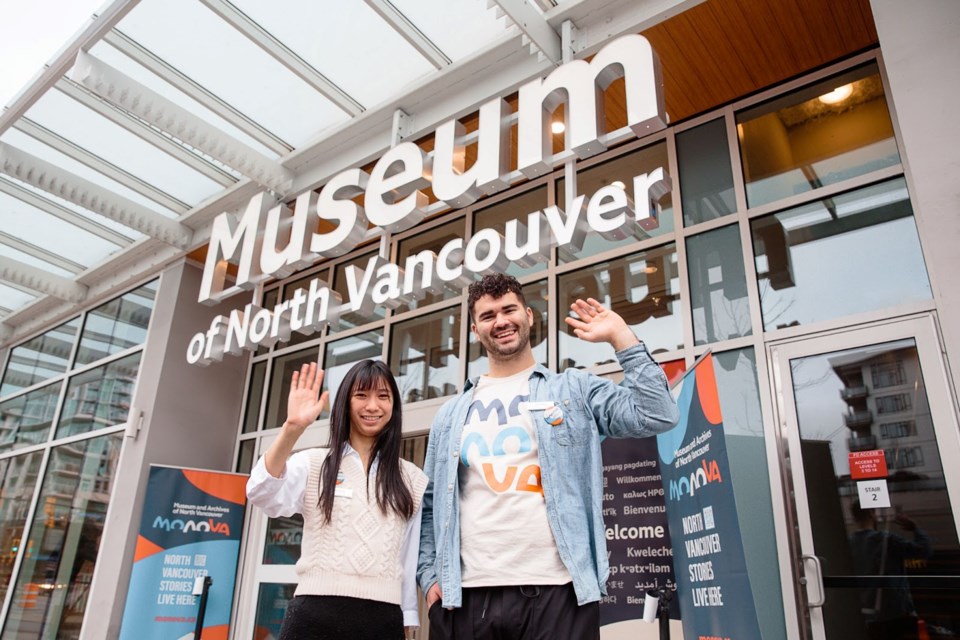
[418,273,679,639]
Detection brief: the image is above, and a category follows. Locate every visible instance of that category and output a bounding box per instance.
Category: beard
[480,319,532,360]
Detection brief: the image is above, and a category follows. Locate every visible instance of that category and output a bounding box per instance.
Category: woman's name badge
[334,486,353,499]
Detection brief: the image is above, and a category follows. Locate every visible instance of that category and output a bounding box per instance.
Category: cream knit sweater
[295,448,428,604]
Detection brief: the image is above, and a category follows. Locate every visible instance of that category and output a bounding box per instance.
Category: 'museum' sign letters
[189,34,668,365]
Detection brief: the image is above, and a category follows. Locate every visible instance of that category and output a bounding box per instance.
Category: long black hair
[317,360,414,524]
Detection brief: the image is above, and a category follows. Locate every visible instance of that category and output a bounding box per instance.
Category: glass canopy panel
[0,192,120,268]
[24,90,223,206]
[0,244,74,278]
[0,284,37,311]
[389,0,509,62]
[116,0,350,146]
[1,128,172,221]
[90,41,284,158]
[231,0,434,108]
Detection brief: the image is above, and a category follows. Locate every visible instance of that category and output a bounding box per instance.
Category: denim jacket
[417,343,679,607]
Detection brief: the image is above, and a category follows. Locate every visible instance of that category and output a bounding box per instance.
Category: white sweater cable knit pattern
[295,448,428,604]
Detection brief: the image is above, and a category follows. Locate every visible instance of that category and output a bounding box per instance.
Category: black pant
[278,594,403,640]
[428,584,600,640]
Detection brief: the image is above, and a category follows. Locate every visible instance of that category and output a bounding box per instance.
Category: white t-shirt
[458,365,571,587]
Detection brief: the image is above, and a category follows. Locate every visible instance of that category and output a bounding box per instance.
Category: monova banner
[656,354,761,640]
[599,435,678,627]
[120,466,248,640]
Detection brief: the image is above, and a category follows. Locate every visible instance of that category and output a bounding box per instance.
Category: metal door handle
[801,554,826,607]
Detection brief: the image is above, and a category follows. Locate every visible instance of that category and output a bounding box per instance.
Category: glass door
[769,316,960,640]
[233,426,328,640]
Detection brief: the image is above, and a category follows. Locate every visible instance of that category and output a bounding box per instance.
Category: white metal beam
[0,256,88,303]
[198,0,364,116]
[490,0,562,64]
[363,0,451,69]
[0,142,194,249]
[104,30,293,156]
[70,51,294,193]
[0,0,142,135]
[0,176,133,246]
[55,78,238,188]
[14,118,190,214]
[0,230,86,274]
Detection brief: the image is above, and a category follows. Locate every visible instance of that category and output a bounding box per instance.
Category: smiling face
[348,379,394,443]
[471,292,534,363]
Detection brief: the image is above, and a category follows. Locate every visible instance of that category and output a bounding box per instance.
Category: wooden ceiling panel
[641,0,879,123]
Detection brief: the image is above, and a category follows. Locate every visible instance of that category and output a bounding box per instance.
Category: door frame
[765,312,960,640]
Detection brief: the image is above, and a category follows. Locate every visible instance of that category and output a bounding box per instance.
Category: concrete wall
[871,0,960,404]
[80,261,250,639]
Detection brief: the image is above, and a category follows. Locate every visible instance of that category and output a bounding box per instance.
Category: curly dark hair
[467,274,527,320]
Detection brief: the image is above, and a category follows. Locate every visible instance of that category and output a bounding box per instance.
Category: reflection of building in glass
[57,360,138,438]
[0,385,59,450]
[830,345,937,477]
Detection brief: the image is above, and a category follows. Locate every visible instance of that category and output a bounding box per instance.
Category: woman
[246,359,428,640]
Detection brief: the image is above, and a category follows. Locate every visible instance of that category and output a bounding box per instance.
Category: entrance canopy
[0,0,876,346]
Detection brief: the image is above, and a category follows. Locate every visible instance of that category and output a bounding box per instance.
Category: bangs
[350,362,392,394]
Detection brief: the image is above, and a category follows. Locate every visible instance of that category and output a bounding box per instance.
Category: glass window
[322,331,384,419]
[0,383,60,452]
[558,244,682,368]
[395,219,466,312]
[887,446,923,468]
[253,583,296,638]
[334,252,386,330]
[390,307,462,403]
[0,319,79,398]
[713,349,786,639]
[472,187,548,278]
[263,515,303,565]
[264,349,319,433]
[737,62,900,207]
[880,421,916,439]
[676,118,737,225]
[751,179,931,331]
[467,280,548,378]
[0,451,44,605]
[876,393,911,414]
[56,353,142,438]
[558,141,674,263]
[257,288,280,353]
[75,281,158,366]
[242,361,267,434]
[236,439,256,474]
[687,224,751,345]
[401,435,428,468]
[871,362,905,388]
[2,434,123,638]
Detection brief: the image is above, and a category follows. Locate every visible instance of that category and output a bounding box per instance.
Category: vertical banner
[120,466,248,640]
[599,436,677,626]
[657,353,761,640]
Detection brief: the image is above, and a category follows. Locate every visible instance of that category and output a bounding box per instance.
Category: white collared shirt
[247,445,422,626]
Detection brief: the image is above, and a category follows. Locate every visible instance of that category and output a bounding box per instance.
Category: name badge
[334,487,353,499]
[521,401,556,411]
